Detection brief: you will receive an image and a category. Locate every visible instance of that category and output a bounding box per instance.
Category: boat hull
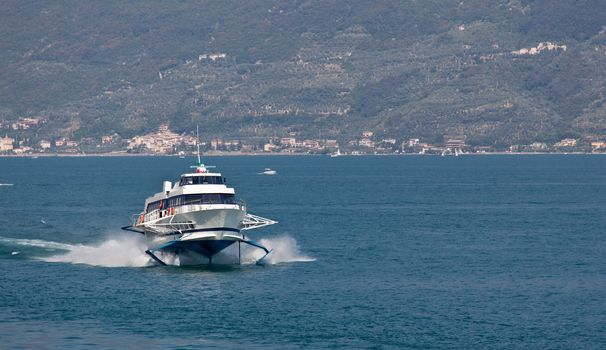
[139,206,255,264]
[151,239,238,263]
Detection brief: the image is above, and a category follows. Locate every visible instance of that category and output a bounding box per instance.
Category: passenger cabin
[143,172,237,213]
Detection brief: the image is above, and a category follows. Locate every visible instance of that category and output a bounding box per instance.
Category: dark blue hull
[145,238,271,266]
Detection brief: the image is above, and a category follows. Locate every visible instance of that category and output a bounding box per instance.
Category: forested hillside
[1,0,605,145]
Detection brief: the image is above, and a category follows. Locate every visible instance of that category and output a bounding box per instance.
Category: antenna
[196,125,201,165]
[190,125,214,172]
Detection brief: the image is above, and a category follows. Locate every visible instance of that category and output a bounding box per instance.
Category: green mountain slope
[1,0,605,144]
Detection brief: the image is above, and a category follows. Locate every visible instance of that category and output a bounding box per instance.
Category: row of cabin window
[146,194,236,212]
[179,176,224,186]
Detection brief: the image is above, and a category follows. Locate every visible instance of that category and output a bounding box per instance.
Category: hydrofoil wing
[241,213,277,230]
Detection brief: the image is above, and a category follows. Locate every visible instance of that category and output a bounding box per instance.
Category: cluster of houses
[510,139,606,153]
[126,125,197,153]
[2,121,606,155]
[263,133,606,155]
[0,135,80,155]
[262,135,339,153]
[0,117,44,131]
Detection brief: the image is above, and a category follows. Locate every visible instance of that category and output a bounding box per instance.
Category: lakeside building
[325,140,338,148]
[445,139,467,149]
[554,138,577,147]
[10,117,42,130]
[12,146,32,155]
[39,140,51,150]
[530,142,549,151]
[591,141,606,152]
[303,140,320,149]
[101,135,116,144]
[0,136,15,151]
[263,143,278,152]
[408,138,420,147]
[66,140,79,148]
[280,137,296,147]
[240,145,254,153]
[358,138,375,148]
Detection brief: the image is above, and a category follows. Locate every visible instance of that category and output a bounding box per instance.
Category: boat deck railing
[135,202,246,226]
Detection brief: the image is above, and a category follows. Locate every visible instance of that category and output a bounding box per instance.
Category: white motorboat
[122,134,277,266]
[259,168,277,175]
[329,148,342,158]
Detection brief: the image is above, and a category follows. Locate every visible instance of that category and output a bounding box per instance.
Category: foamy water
[0,236,76,251]
[1,234,313,267]
[42,235,152,267]
[246,235,316,265]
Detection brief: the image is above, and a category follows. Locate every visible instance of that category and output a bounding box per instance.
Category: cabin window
[146,200,163,213]
[166,194,235,207]
[183,194,201,205]
[205,194,221,204]
[179,176,223,185]
[167,196,183,208]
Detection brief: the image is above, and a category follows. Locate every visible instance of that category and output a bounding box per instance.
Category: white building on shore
[0,136,14,151]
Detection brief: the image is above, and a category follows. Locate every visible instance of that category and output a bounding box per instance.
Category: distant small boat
[330,148,342,158]
[259,168,277,175]
[178,151,186,159]
[0,183,14,186]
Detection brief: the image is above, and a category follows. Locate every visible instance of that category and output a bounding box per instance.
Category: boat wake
[0,234,151,267]
[41,235,152,267]
[0,236,75,251]
[1,234,313,267]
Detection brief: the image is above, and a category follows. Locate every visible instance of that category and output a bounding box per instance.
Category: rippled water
[1,155,605,349]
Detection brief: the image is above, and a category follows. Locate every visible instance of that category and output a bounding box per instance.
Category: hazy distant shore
[0,152,309,158]
[1,151,604,158]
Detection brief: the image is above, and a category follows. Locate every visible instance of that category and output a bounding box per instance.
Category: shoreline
[1,151,604,158]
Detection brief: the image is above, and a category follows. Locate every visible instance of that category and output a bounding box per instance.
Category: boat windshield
[179,175,223,186]
[167,194,236,207]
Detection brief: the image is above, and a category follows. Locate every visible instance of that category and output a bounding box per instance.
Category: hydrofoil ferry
[122,142,276,266]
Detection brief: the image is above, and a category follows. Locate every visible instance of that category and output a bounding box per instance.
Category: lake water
[0,155,605,349]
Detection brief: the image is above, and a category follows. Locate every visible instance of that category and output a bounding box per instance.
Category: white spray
[2,234,313,267]
[243,235,316,265]
[41,234,152,267]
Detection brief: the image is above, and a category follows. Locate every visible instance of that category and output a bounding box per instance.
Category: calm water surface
[0,155,605,349]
